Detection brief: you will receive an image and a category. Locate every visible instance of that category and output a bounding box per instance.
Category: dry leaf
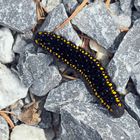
[18,101,41,125]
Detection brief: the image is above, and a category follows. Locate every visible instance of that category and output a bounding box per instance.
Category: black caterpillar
[34,31,124,118]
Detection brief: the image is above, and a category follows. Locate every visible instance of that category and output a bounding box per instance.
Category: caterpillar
[34,31,124,118]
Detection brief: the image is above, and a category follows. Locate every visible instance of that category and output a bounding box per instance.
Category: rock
[125,93,140,120]
[72,2,120,49]
[120,0,132,15]
[134,0,140,12]
[39,4,82,46]
[10,124,47,140]
[131,62,140,95]
[46,0,61,12]
[132,11,140,22]
[107,19,140,94]
[63,0,78,14]
[0,63,28,109]
[13,34,35,55]
[17,52,62,96]
[60,102,140,140]
[0,0,36,32]
[44,79,94,113]
[0,28,15,63]
[0,116,9,140]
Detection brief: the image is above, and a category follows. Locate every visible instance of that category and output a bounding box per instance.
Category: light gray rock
[0,63,28,109]
[131,62,140,95]
[72,2,120,49]
[0,0,36,32]
[0,116,9,140]
[46,0,61,12]
[60,102,140,140]
[0,27,15,63]
[17,53,62,96]
[134,0,140,11]
[120,0,132,15]
[10,124,47,140]
[63,0,78,14]
[44,79,94,113]
[110,2,131,29]
[107,19,140,94]
[39,4,82,46]
[125,93,140,120]
[13,35,36,55]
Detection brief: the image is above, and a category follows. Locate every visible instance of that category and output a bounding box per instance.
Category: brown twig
[54,0,88,31]
[0,111,15,129]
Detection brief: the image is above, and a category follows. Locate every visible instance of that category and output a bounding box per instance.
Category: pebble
[0,63,28,109]
[10,124,47,140]
[44,79,94,113]
[0,0,36,32]
[134,0,140,11]
[0,27,15,63]
[60,102,140,140]
[17,52,62,96]
[107,19,140,94]
[0,116,9,140]
[39,3,82,46]
[72,2,120,49]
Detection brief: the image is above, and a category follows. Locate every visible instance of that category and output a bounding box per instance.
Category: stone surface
[110,2,131,29]
[0,116,9,140]
[46,0,61,12]
[10,124,47,140]
[39,4,82,46]
[17,52,62,96]
[72,2,120,49]
[134,0,140,11]
[44,79,94,113]
[63,0,78,14]
[0,63,28,109]
[0,0,36,32]
[107,19,140,94]
[120,0,132,15]
[131,62,140,95]
[60,102,140,140]
[0,27,15,63]
[125,93,140,120]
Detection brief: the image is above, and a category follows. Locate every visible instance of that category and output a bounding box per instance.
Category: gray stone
[120,0,132,15]
[63,0,78,14]
[0,116,9,140]
[10,124,47,140]
[125,93,140,120]
[0,63,28,109]
[60,102,140,140]
[134,0,140,12]
[109,2,131,30]
[0,27,15,63]
[13,35,36,55]
[107,19,140,94]
[0,0,36,32]
[72,2,120,49]
[17,52,62,96]
[46,0,61,12]
[44,79,94,113]
[131,62,140,95]
[39,4,82,46]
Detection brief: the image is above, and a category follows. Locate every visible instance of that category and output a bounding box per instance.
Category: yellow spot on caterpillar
[85,52,88,55]
[38,32,42,35]
[100,67,104,70]
[90,56,93,60]
[100,99,104,103]
[63,39,66,42]
[58,55,61,58]
[35,40,38,44]
[82,50,84,53]
[108,83,113,87]
[104,75,108,79]
[57,35,60,38]
[118,103,122,107]
[67,41,70,44]
[115,98,120,102]
[112,90,117,95]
